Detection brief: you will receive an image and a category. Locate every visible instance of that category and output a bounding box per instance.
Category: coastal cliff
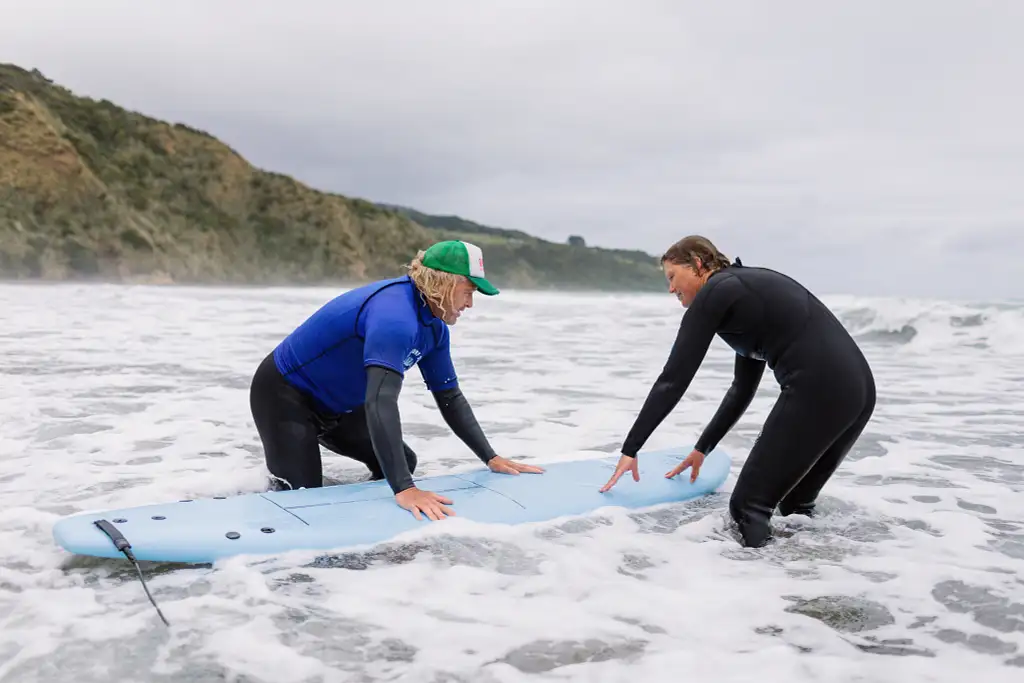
[0,63,664,291]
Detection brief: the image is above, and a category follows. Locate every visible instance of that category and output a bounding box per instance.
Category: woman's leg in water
[318,407,419,481]
[249,353,324,490]
[778,375,876,516]
[728,383,866,547]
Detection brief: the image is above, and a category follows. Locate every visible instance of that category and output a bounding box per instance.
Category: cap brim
[469,276,499,296]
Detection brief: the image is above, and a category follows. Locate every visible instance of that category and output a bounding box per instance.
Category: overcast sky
[2,0,1022,299]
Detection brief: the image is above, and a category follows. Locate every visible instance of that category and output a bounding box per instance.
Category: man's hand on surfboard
[665,449,705,483]
[395,487,455,521]
[487,455,545,475]
[599,454,640,492]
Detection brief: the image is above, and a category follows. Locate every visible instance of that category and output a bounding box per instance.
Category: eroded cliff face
[0,64,430,284]
[0,63,665,291]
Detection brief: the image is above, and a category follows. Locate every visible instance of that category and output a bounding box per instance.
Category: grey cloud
[2,0,1022,298]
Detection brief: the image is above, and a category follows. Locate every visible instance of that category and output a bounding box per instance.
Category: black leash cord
[93,519,170,627]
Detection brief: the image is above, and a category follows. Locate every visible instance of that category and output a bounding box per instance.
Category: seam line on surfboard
[279,491,490,511]
[450,474,527,510]
[258,494,311,525]
[270,480,497,511]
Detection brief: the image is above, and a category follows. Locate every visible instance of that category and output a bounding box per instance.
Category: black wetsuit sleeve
[693,354,765,454]
[432,387,498,464]
[619,304,719,458]
[364,365,415,494]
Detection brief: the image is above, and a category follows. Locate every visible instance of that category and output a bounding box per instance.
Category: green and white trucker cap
[422,240,500,295]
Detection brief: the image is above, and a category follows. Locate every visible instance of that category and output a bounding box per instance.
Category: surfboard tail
[92,518,170,627]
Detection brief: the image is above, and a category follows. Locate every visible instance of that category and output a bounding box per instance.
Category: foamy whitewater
[1,282,1022,682]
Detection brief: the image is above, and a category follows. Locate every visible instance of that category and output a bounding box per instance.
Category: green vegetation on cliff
[0,63,664,290]
[383,205,666,291]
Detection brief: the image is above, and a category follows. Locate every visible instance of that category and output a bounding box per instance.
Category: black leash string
[93,519,170,627]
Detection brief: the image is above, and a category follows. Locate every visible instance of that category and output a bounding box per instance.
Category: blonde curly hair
[406,250,465,317]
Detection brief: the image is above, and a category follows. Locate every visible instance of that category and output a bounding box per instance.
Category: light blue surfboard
[52,447,730,564]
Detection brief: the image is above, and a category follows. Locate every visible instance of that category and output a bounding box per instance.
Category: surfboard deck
[52,447,730,564]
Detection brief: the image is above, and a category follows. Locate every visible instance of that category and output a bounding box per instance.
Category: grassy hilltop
[0,63,664,290]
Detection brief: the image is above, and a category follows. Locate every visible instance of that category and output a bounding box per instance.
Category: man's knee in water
[367,446,417,482]
[403,444,418,474]
[267,472,297,492]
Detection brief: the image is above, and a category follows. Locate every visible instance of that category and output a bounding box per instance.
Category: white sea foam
[1,282,1023,682]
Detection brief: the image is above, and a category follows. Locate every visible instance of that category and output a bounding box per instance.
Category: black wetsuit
[620,259,876,547]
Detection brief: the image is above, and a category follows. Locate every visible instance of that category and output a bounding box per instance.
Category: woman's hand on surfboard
[599,455,640,492]
[665,449,705,483]
[487,456,545,475]
[395,487,455,521]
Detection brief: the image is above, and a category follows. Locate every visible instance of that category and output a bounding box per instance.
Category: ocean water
[0,282,1022,682]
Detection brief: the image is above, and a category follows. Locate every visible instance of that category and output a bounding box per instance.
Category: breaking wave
[823,295,1024,353]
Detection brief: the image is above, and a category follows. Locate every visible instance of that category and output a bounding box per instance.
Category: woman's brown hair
[660,235,732,275]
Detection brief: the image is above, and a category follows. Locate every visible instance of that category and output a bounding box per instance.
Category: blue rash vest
[272,276,459,415]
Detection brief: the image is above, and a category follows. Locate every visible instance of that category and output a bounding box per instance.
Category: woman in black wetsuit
[600,235,876,547]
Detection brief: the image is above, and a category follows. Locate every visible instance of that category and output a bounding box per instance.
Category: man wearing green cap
[249,240,542,521]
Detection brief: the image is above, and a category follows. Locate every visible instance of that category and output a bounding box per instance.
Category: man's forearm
[364,365,415,494]
[433,387,497,464]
